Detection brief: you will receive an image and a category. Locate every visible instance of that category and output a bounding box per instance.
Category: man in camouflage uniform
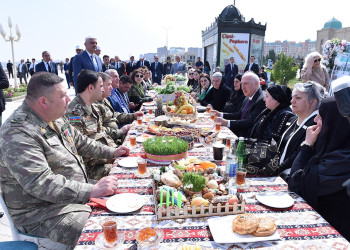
[65,69,125,180]
[94,72,144,142]
[0,72,129,248]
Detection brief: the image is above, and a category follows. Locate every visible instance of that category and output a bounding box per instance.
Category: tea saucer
[95,232,125,249]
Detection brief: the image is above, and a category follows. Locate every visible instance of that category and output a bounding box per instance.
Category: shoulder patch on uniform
[10,113,27,127]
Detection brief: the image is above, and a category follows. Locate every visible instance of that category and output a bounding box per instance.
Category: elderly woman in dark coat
[222,74,245,114]
[250,85,295,142]
[289,97,350,241]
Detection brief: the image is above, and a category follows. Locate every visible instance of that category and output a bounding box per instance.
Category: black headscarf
[267,85,292,108]
[314,96,350,156]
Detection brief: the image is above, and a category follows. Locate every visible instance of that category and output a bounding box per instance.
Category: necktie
[231,64,233,72]
[141,61,143,67]
[91,55,98,71]
[241,99,251,119]
[177,63,179,70]
[47,62,52,72]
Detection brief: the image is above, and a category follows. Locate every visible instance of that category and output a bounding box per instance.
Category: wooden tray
[152,180,246,221]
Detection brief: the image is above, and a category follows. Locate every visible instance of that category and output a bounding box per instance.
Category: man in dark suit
[114,56,125,76]
[18,59,28,84]
[28,58,36,76]
[244,56,259,75]
[35,51,58,75]
[25,59,31,78]
[64,58,70,88]
[69,45,84,88]
[214,72,266,137]
[136,54,150,70]
[0,64,9,126]
[73,37,103,94]
[163,56,172,75]
[6,60,13,79]
[126,56,136,75]
[102,55,115,72]
[150,55,163,84]
[224,57,238,89]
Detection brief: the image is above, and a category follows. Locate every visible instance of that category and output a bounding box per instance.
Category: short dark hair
[77,69,100,94]
[167,56,171,60]
[26,72,64,102]
[120,75,132,85]
[103,55,109,60]
[32,58,35,61]
[42,51,49,56]
[99,72,112,82]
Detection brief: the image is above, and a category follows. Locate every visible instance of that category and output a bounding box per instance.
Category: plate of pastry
[207,214,280,243]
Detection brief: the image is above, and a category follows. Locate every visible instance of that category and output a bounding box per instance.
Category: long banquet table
[75,110,350,249]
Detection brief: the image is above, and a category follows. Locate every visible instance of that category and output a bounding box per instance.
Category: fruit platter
[165,91,197,118]
[151,157,246,220]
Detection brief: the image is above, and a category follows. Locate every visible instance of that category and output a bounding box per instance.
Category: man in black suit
[136,54,150,70]
[6,60,13,79]
[150,55,163,84]
[214,72,265,137]
[224,57,238,90]
[163,56,172,75]
[69,45,84,88]
[102,55,115,72]
[25,59,31,78]
[126,56,136,75]
[35,51,58,75]
[28,58,36,76]
[114,56,125,76]
[244,56,259,75]
[18,59,28,84]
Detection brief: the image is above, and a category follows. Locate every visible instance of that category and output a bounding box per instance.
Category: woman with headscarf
[289,97,350,241]
[301,52,330,91]
[203,61,211,74]
[222,74,245,113]
[250,85,295,142]
[200,72,232,112]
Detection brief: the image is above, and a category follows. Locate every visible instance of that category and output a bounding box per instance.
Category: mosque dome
[323,17,342,29]
[219,5,243,22]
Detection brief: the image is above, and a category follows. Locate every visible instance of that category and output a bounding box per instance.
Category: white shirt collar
[86,50,94,58]
[248,88,259,100]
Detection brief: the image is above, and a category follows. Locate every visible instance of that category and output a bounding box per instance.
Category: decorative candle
[171,189,175,206]
[166,188,170,207]
[177,192,182,208]
[159,187,163,205]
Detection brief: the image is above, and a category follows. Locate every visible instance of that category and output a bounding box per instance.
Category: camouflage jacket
[0,102,115,227]
[94,99,135,130]
[65,95,116,147]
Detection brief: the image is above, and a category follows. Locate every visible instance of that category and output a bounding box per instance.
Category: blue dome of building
[323,17,342,29]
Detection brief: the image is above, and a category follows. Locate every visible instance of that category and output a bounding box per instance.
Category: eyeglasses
[135,74,143,78]
[189,73,194,75]
[314,58,321,63]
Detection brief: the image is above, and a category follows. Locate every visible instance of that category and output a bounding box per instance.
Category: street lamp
[0,17,21,88]
[162,27,171,59]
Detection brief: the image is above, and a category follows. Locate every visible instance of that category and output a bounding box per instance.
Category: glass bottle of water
[225,140,238,194]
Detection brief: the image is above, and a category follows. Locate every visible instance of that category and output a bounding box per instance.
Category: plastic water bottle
[236,137,246,168]
[225,140,238,194]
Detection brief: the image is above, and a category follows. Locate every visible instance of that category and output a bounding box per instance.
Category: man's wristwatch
[300,141,313,148]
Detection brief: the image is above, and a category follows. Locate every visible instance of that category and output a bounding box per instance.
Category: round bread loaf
[251,217,277,237]
[232,213,258,235]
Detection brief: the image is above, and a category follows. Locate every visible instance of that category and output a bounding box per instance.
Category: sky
[0,0,349,63]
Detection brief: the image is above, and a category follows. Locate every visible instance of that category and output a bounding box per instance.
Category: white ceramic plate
[146,158,171,165]
[118,157,138,168]
[143,102,155,106]
[106,193,144,213]
[255,191,294,208]
[136,136,147,143]
[207,215,280,244]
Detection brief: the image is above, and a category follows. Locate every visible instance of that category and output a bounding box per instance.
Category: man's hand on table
[113,145,130,158]
[210,110,221,117]
[122,124,132,134]
[133,111,143,119]
[90,175,119,198]
[214,116,228,126]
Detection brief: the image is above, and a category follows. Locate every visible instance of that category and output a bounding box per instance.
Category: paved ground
[0,72,75,248]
